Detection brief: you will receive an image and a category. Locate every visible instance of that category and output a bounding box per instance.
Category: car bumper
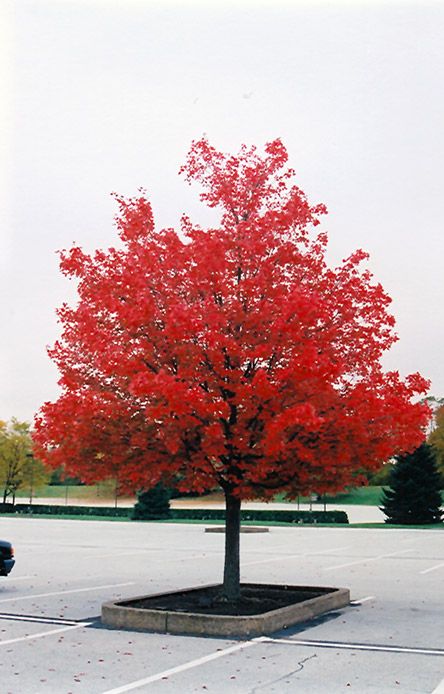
[0,559,15,576]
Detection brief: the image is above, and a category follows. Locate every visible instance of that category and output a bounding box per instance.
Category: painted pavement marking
[0,622,91,647]
[432,676,444,693]
[242,546,350,567]
[101,637,268,694]
[350,595,375,605]
[260,636,444,656]
[101,630,444,694]
[0,581,135,604]
[0,612,91,626]
[324,548,413,571]
[420,561,444,575]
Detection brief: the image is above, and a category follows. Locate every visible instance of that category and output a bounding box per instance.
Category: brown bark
[222,489,241,601]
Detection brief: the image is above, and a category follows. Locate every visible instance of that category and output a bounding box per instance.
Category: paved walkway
[172,499,385,523]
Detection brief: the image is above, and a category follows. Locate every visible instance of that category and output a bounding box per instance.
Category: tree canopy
[0,419,48,503]
[34,138,429,496]
[34,138,431,598]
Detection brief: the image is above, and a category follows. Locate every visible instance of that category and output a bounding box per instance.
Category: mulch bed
[122,583,334,617]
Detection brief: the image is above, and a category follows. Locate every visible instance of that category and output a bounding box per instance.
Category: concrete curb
[205,525,270,534]
[102,583,350,637]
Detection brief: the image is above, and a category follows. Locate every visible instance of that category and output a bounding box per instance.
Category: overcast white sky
[1,0,443,423]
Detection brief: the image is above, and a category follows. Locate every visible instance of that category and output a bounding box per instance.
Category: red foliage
[34,138,430,499]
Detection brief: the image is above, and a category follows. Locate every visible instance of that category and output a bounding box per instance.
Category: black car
[0,540,15,576]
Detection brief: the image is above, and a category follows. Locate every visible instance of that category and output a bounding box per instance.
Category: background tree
[381,443,443,524]
[0,419,49,504]
[428,404,444,480]
[95,477,124,507]
[34,138,430,601]
[367,461,394,486]
[48,466,82,486]
[132,484,171,520]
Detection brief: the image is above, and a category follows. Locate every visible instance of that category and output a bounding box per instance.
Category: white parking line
[0,581,135,604]
[102,627,442,694]
[94,550,153,559]
[350,596,375,605]
[420,562,444,575]
[94,550,213,561]
[260,637,444,656]
[101,637,267,694]
[242,546,350,567]
[0,613,87,626]
[0,623,90,647]
[324,549,413,571]
[432,676,444,693]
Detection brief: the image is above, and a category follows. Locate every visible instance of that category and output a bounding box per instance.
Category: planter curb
[102,583,350,637]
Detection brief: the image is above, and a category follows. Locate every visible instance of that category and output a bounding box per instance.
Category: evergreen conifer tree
[381,443,443,524]
[132,484,171,520]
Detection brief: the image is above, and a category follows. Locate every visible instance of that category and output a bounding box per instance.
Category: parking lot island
[102,582,350,637]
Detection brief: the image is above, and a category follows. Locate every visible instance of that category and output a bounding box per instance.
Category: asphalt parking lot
[0,517,443,694]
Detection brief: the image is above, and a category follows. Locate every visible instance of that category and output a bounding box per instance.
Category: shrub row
[169,508,349,524]
[0,503,131,517]
[0,503,348,524]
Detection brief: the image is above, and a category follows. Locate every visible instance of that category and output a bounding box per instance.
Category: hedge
[1,503,131,518]
[170,508,348,524]
[0,503,348,524]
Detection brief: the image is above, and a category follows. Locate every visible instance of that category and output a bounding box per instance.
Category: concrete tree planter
[204,526,270,533]
[102,583,350,638]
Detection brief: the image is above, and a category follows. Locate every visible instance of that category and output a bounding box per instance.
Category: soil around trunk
[121,583,335,617]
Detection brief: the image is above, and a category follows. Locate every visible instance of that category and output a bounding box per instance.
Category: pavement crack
[247,653,317,693]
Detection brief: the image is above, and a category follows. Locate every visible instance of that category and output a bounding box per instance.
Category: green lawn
[292,486,444,506]
[14,484,130,501]
[273,486,386,506]
[323,486,386,505]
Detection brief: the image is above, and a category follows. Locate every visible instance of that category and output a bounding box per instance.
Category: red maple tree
[34,138,430,600]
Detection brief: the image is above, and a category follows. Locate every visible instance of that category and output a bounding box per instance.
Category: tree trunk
[222,490,241,602]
